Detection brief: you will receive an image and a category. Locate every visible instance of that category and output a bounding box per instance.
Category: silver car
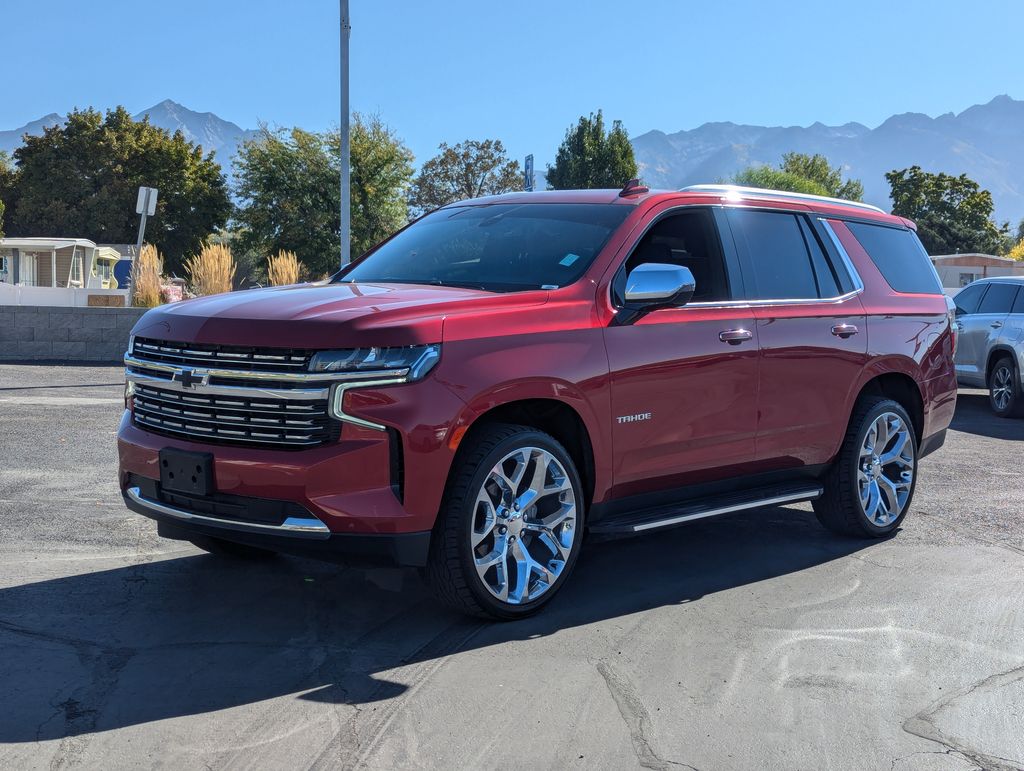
[953,276,1024,417]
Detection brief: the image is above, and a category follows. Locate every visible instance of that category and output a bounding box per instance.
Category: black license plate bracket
[159,448,214,496]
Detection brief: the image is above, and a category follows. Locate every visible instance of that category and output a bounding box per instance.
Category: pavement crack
[902,663,1024,771]
[596,661,699,771]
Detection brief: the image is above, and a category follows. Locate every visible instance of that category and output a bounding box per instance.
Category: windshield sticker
[559,253,581,267]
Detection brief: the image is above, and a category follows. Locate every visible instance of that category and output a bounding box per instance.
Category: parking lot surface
[1,363,1021,770]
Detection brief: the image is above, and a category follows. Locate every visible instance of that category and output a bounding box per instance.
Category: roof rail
[679,184,886,214]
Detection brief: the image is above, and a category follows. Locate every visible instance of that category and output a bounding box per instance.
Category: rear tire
[988,356,1024,418]
[425,423,585,620]
[814,397,918,538]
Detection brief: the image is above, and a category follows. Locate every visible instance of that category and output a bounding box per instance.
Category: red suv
[119,183,956,619]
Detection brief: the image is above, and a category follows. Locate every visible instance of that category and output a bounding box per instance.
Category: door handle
[719,329,753,344]
[831,323,859,338]
[991,321,1003,329]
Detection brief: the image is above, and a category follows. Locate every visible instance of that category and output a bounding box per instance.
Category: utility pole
[339,0,352,268]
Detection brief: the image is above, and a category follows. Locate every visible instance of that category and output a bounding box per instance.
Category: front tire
[426,423,585,620]
[989,356,1024,418]
[814,397,918,538]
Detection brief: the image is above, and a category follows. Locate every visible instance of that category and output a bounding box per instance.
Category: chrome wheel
[857,411,914,526]
[992,364,1014,412]
[470,446,578,605]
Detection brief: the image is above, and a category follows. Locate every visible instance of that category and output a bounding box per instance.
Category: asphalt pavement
[0,363,1021,770]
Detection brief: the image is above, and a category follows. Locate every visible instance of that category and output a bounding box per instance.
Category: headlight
[320,344,442,427]
[310,344,441,379]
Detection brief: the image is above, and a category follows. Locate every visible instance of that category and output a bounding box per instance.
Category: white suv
[953,277,1024,417]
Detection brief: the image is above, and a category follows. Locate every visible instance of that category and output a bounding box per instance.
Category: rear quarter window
[845,222,942,294]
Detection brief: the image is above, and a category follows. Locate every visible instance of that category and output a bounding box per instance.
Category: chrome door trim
[126,486,332,538]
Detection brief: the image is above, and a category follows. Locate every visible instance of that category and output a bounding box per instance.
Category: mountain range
[3,95,1024,222]
[0,99,259,170]
[632,95,1024,223]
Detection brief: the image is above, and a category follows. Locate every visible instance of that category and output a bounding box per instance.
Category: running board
[588,483,823,535]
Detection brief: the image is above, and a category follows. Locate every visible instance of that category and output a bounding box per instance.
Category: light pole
[339,0,352,268]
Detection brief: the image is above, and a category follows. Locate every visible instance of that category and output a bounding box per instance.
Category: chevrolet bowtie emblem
[172,367,210,389]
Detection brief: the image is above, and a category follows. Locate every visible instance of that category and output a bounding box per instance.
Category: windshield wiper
[345,277,493,291]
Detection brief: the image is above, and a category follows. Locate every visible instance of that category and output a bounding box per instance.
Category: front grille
[131,382,338,449]
[132,337,314,373]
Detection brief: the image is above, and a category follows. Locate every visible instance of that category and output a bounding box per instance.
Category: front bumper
[123,477,431,566]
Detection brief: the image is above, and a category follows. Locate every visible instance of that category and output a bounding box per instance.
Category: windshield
[337,203,631,292]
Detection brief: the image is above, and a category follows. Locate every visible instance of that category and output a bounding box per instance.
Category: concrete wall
[0,305,147,363]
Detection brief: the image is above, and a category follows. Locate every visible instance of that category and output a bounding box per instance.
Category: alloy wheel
[857,411,914,526]
[992,364,1014,412]
[470,446,578,605]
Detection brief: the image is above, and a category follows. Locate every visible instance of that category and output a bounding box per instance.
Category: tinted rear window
[977,283,1019,314]
[1013,287,1024,314]
[954,283,987,315]
[845,222,942,294]
[728,210,820,299]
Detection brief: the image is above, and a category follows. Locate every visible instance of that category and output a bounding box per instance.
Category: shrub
[131,244,164,308]
[267,250,303,286]
[185,243,236,296]
[1008,239,1024,261]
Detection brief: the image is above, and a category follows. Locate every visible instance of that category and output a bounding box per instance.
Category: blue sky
[3,0,1023,168]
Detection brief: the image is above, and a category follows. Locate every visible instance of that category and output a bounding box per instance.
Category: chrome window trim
[124,355,410,383]
[680,215,865,309]
[608,203,869,313]
[817,218,866,294]
[125,486,331,538]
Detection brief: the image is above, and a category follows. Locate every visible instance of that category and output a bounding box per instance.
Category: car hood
[130,282,548,349]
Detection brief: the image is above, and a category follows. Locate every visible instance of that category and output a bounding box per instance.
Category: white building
[0,237,128,306]
[931,253,1024,289]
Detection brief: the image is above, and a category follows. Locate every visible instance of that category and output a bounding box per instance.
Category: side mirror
[616,263,696,324]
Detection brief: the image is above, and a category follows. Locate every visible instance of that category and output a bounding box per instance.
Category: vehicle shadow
[0,505,878,743]
[952,391,1024,441]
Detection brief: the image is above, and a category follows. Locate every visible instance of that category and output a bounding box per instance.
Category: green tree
[409,139,521,214]
[3,108,231,273]
[780,152,864,200]
[233,114,414,278]
[733,166,831,197]
[0,151,11,239]
[546,110,637,190]
[733,152,863,201]
[886,166,1012,255]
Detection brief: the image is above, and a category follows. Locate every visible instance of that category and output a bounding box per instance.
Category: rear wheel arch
[986,347,1018,382]
[855,372,924,444]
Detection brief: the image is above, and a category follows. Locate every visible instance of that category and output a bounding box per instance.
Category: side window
[623,209,732,302]
[728,209,820,300]
[845,221,942,294]
[977,283,1019,315]
[1013,286,1024,315]
[799,218,842,298]
[954,283,987,316]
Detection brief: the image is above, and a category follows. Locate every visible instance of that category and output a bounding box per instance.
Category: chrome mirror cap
[624,263,696,305]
